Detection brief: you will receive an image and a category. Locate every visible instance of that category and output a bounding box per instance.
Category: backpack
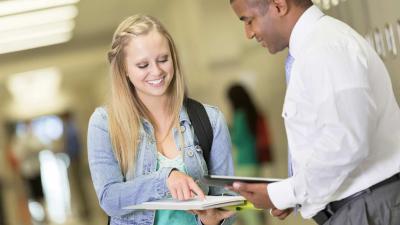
[185,98,213,167]
[255,114,273,163]
[107,98,212,225]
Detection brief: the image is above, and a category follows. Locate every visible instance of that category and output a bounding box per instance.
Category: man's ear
[271,0,289,16]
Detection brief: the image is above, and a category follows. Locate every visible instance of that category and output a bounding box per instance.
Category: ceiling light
[0,20,74,44]
[0,0,79,16]
[0,5,78,33]
[0,19,74,54]
[0,32,72,54]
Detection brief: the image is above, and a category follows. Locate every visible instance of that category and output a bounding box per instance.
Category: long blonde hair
[107,15,186,176]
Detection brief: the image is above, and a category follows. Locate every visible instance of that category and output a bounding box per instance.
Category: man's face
[231,0,287,54]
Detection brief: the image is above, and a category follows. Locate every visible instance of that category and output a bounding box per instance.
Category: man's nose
[245,26,255,39]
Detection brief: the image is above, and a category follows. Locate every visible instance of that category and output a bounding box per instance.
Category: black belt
[313,173,400,225]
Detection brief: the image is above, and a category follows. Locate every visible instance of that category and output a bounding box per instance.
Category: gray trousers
[324,179,400,225]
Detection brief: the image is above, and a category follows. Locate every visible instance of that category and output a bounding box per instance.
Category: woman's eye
[158,58,168,63]
[137,64,148,69]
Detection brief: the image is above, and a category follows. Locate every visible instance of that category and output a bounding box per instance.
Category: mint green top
[230,110,258,166]
[155,152,197,225]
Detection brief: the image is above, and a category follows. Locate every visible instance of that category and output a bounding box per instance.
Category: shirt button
[180,125,186,133]
[187,150,194,157]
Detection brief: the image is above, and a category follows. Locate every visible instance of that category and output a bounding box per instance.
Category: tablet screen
[202,175,282,187]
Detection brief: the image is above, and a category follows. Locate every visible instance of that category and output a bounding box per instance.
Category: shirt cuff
[267,178,297,210]
[156,167,176,198]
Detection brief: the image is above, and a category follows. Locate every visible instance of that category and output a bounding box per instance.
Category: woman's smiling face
[124,29,174,101]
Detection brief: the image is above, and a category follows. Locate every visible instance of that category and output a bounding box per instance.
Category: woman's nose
[150,63,163,75]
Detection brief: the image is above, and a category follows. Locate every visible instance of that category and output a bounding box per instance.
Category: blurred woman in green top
[227,83,265,225]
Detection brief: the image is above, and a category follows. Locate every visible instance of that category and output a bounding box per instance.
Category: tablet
[202,175,282,187]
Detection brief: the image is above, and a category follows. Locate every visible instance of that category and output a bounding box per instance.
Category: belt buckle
[313,205,334,225]
[314,210,331,225]
[326,204,335,216]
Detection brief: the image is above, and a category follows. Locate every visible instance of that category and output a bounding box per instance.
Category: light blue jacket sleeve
[87,108,173,217]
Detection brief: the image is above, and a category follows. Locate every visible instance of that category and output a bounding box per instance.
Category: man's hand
[270,208,293,220]
[227,182,275,209]
[167,170,205,200]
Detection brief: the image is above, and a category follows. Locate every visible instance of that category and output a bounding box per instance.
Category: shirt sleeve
[268,44,378,209]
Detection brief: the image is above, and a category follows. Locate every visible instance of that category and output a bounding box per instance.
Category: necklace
[155,116,176,144]
[155,128,171,143]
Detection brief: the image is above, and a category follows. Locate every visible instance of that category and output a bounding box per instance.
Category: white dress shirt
[267,5,400,218]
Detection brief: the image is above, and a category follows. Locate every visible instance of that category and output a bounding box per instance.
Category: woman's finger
[182,183,192,200]
[176,188,184,200]
[189,180,205,200]
[187,210,196,215]
[218,209,236,219]
[170,188,177,199]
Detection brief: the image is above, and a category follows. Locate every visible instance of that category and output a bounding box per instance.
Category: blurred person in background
[4,122,31,225]
[87,14,235,225]
[12,120,46,224]
[60,111,90,220]
[226,83,271,225]
[13,120,45,202]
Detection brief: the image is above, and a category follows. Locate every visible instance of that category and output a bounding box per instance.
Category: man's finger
[278,212,290,220]
[271,208,285,217]
[235,189,253,200]
[271,208,292,220]
[232,182,248,192]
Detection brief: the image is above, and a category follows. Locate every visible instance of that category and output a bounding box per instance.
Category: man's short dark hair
[229,0,269,14]
[230,0,313,9]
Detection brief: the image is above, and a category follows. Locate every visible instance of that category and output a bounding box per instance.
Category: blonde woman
[87,15,235,225]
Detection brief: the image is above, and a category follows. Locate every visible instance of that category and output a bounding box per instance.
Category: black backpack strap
[185,98,213,168]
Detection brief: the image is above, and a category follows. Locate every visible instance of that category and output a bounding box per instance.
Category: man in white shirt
[229,0,400,224]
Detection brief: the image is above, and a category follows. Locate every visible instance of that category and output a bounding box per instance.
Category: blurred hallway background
[0,1,399,225]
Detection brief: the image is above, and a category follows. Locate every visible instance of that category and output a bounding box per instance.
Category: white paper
[123,195,246,210]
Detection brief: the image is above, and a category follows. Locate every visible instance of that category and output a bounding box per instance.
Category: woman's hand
[167,170,205,200]
[190,208,235,225]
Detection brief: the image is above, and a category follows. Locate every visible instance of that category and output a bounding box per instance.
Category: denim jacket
[87,104,235,225]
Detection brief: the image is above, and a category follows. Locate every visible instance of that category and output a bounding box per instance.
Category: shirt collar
[141,105,191,134]
[178,105,191,124]
[289,5,325,59]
